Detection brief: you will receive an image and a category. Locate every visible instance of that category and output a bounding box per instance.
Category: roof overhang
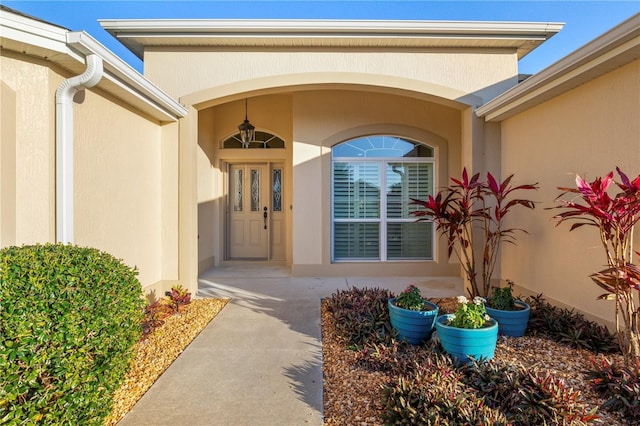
[476,13,640,122]
[0,6,187,123]
[99,18,564,60]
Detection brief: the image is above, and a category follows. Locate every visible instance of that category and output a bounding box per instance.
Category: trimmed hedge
[0,244,144,424]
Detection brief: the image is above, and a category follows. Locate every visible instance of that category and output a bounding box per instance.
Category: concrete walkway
[118,263,461,425]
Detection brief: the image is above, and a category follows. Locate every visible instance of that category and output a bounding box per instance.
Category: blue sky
[4,1,639,74]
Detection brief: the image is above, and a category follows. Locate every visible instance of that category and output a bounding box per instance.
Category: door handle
[263,206,268,229]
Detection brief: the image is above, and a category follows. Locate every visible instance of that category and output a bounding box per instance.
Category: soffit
[99,19,564,60]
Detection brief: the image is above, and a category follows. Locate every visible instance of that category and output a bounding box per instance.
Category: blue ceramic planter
[388,298,439,345]
[486,301,531,337]
[435,314,498,364]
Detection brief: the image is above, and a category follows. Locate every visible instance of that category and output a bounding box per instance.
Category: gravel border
[105,298,229,425]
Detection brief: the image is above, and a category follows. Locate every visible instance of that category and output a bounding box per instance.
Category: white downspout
[55,54,103,244]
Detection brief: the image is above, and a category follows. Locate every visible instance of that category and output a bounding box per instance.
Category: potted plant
[550,168,640,363]
[485,280,530,337]
[435,295,498,364]
[411,168,537,298]
[388,285,439,344]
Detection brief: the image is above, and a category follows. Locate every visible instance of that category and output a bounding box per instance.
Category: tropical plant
[550,168,640,362]
[165,284,192,313]
[525,293,619,354]
[448,296,492,329]
[411,168,537,298]
[325,287,395,350]
[487,280,517,310]
[586,356,640,419]
[394,284,431,311]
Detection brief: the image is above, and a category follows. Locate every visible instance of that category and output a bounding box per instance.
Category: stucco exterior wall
[144,49,518,103]
[1,53,57,245]
[73,91,166,287]
[499,60,640,326]
[1,50,180,290]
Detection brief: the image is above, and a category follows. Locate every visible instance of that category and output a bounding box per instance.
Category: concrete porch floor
[117,264,462,425]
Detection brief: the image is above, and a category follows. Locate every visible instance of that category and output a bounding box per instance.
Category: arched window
[332,135,434,261]
[222,130,285,149]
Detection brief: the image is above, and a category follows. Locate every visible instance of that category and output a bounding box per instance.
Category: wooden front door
[229,164,270,259]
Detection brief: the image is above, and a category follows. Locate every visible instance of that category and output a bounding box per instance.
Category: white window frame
[331,148,436,262]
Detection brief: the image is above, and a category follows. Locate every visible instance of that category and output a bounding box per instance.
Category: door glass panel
[251,169,260,211]
[273,169,282,212]
[234,169,243,212]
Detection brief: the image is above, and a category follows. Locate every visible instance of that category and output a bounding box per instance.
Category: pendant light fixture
[238,98,255,148]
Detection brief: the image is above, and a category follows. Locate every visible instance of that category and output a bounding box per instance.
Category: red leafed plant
[165,284,192,313]
[550,167,640,363]
[410,168,537,298]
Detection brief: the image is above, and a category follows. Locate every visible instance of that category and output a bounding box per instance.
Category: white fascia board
[66,31,187,121]
[477,13,640,122]
[0,7,68,53]
[99,18,564,36]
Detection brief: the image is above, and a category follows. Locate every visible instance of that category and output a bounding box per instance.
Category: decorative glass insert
[273,169,282,212]
[251,169,260,211]
[332,135,434,158]
[222,130,286,149]
[234,169,243,212]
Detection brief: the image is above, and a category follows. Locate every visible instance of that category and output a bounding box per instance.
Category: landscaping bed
[322,292,634,425]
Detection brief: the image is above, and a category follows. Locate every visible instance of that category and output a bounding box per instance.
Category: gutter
[65,31,188,121]
[55,54,103,244]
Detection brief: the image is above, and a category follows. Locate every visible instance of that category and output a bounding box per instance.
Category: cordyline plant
[411,168,537,298]
[550,167,640,363]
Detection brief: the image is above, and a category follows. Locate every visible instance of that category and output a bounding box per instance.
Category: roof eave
[476,13,640,122]
[99,18,564,61]
[66,31,188,122]
[1,7,186,123]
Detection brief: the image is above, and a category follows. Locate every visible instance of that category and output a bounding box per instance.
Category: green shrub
[325,287,394,350]
[0,244,144,424]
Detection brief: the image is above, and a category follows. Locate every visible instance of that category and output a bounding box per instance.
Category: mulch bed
[322,298,628,425]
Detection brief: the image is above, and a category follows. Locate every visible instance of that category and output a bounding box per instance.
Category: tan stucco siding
[499,59,640,325]
[73,90,169,287]
[145,49,518,103]
[1,53,58,245]
[1,51,180,289]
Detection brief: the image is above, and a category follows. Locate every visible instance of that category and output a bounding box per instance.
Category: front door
[229,164,270,259]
